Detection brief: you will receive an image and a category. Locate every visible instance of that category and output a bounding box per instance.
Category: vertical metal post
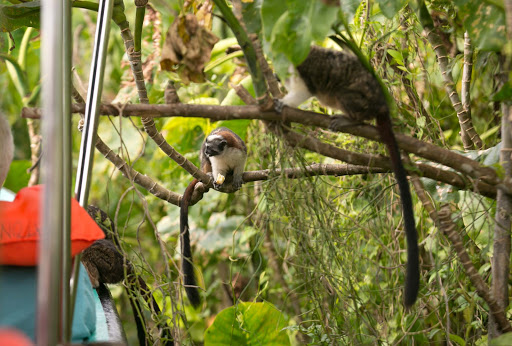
[70,0,115,324]
[74,0,114,205]
[37,0,68,344]
[61,0,73,341]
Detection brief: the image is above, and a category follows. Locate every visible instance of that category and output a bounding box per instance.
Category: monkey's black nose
[205,144,218,157]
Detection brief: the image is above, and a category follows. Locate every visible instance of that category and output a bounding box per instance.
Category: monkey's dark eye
[219,140,227,150]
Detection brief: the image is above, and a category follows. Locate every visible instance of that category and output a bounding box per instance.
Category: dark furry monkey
[180,127,247,307]
[276,46,419,307]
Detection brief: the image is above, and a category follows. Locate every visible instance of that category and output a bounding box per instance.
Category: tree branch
[95,136,181,205]
[116,20,211,186]
[21,102,506,194]
[282,129,496,198]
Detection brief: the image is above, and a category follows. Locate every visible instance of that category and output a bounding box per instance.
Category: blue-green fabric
[0,263,96,342]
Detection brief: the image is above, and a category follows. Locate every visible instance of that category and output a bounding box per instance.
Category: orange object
[0,185,105,266]
[0,328,33,346]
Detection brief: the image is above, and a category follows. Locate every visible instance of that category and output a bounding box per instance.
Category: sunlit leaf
[455,0,506,51]
[205,302,291,345]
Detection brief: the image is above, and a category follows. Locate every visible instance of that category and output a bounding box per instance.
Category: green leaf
[387,49,404,65]
[490,332,512,345]
[449,333,466,346]
[310,1,338,40]
[242,0,263,34]
[4,160,31,193]
[0,2,41,32]
[261,0,288,40]
[262,0,339,75]
[376,0,407,19]
[492,80,512,101]
[456,1,506,51]
[204,302,291,345]
[221,76,255,106]
[270,11,311,66]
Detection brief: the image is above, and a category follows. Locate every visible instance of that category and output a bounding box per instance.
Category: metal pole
[61,0,73,341]
[70,0,115,322]
[37,0,66,344]
[74,0,114,205]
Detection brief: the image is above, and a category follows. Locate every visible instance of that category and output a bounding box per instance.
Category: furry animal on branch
[276,45,419,307]
[82,206,174,346]
[180,127,247,307]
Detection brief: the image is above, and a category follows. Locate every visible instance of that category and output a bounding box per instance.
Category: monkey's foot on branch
[273,98,286,113]
[329,115,360,132]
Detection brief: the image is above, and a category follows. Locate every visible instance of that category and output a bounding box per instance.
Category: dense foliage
[2,0,512,344]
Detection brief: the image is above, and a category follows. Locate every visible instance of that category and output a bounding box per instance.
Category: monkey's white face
[204,134,227,158]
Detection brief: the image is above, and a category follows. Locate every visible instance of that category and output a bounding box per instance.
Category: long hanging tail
[377,112,419,307]
[180,180,201,308]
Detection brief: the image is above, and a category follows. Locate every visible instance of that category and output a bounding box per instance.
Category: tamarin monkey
[180,127,247,307]
[275,45,419,307]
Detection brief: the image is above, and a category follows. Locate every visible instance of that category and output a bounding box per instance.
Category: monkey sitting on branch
[180,127,247,308]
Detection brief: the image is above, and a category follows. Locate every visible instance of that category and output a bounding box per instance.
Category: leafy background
[1,0,511,344]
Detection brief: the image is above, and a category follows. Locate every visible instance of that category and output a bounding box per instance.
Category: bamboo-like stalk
[461,32,473,143]
[417,2,482,150]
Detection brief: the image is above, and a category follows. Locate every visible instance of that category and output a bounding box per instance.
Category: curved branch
[95,136,181,205]
[116,21,211,185]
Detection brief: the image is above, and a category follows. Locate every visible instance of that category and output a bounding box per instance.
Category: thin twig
[438,204,512,333]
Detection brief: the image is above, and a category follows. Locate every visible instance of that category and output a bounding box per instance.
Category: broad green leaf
[197,215,245,253]
[456,1,506,51]
[492,80,512,101]
[490,332,512,345]
[221,76,255,106]
[376,0,407,19]
[0,2,41,32]
[242,0,263,35]
[216,119,251,140]
[261,0,287,40]
[270,11,311,66]
[4,160,31,192]
[310,1,338,40]
[204,301,291,345]
[262,0,339,76]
